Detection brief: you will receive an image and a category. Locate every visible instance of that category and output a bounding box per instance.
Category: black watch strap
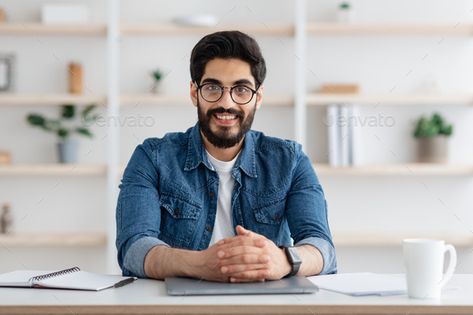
[283,246,302,277]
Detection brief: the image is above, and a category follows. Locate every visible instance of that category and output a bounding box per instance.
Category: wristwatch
[282,246,302,277]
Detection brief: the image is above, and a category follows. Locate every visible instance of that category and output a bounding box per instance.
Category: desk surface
[0,274,472,315]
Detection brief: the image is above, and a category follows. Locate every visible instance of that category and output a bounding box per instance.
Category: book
[327,105,341,167]
[308,273,406,296]
[0,266,136,291]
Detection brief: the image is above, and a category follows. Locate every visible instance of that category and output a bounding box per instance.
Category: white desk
[0,274,472,315]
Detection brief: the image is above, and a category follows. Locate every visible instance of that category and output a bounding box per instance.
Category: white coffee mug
[403,239,457,299]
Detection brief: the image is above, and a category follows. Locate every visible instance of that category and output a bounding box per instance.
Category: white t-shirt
[206,151,238,246]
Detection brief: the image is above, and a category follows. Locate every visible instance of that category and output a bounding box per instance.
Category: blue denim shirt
[116,123,337,278]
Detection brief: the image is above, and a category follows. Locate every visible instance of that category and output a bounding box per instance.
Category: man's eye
[205,84,221,91]
[234,86,251,94]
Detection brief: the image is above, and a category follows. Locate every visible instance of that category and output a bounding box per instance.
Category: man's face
[191,58,263,149]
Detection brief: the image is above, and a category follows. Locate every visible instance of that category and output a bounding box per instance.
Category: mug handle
[438,244,457,288]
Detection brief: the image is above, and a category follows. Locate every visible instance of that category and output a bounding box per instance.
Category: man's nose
[218,88,236,109]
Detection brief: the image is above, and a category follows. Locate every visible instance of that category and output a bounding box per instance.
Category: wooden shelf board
[306,93,473,106]
[0,232,106,247]
[0,94,106,106]
[0,23,106,36]
[0,164,107,176]
[314,163,473,176]
[307,23,473,35]
[120,23,294,36]
[120,94,293,107]
[333,231,473,247]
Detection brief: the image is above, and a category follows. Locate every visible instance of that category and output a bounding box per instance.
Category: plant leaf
[61,104,75,119]
[81,104,97,120]
[57,128,69,139]
[27,114,46,127]
[76,127,93,138]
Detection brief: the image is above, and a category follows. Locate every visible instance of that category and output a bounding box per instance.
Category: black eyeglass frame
[195,82,259,105]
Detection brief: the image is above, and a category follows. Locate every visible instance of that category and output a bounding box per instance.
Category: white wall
[0,0,472,274]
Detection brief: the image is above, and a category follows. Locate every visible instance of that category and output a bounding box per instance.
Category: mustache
[206,107,244,119]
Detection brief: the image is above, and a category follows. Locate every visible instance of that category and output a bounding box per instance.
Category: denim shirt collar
[184,123,257,178]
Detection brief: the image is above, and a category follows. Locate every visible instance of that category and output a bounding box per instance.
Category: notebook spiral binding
[31,267,80,282]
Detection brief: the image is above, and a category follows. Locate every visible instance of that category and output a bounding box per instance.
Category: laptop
[165,276,318,296]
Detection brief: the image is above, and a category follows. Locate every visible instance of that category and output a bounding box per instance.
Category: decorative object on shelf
[0,203,13,234]
[68,62,83,95]
[172,14,218,27]
[0,150,12,165]
[337,2,354,23]
[0,8,7,23]
[0,53,15,92]
[320,83,360,94]
[326,104,358,167]
[150,69,163,94]
[41,4,90,24]
[26,104,98,163]
[413,113,453,163]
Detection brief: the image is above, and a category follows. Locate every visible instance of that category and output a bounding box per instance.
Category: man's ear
[255,85,264,110]
[190,81,198,107]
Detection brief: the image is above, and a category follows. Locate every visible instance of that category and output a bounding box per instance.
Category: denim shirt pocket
[254,199,285,225]
[159,194,201,249]
[251,196,286,240]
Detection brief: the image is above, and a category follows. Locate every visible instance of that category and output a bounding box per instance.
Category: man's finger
[218,245,264,259]
[229,269,270,282]
[221,263,267,275]
[219,253,269,266]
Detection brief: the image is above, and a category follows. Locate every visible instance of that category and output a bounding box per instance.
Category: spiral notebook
[0,267,136,291]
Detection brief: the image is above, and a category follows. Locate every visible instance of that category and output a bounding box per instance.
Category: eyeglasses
[196,82,258,105]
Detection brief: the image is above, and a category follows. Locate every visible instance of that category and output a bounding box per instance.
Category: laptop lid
[165,276,318,296]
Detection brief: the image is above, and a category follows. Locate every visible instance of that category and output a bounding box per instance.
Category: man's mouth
[214,113,237,120]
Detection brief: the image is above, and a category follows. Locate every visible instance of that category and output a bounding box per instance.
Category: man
[116,31,336,283]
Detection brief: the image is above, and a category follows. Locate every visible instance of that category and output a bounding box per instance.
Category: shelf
[333,231,473,247]
[314,163,473,176]
[0,164,107,176]
[0,94,106,106]
[120,23,294,36]
[306,93,473,106]
[0,232,106,247]
[307,23,473,36]
[0,23,107,36]
[120,94,293,107]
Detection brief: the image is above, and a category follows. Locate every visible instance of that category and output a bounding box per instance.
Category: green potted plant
[151,68,163,94]
[26,104,98,163]
[337,2,354,23]
[413,112,453,163]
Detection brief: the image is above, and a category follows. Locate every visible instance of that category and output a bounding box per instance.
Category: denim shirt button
[206,225,213,232]
[209,191,215,199]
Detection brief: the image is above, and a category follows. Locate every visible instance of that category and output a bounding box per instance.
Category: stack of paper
[308,273,406,296]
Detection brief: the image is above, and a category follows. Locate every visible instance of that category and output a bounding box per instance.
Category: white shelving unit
[1,1,472,272]
[0,23,106,36]
[306,23,473,36]
[0,164,107,176]
[0,94,106,106]
[306,93,473,106]
[0,232,106,247]
[120,23,294,36]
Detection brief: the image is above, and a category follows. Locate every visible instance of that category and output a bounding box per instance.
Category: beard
[197,100,256,149]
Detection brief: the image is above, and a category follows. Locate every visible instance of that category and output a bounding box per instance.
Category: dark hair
[190,31,266,88]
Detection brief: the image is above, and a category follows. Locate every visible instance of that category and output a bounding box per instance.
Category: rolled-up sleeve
[116,140,168,278]
[285,145,337,275]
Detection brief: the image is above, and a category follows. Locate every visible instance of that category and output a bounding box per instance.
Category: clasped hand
[198,225,291,283]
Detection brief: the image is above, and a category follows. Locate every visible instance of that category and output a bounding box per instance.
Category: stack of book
[326,104,358,167]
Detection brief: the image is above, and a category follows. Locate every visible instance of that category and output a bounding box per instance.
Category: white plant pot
[57,138,79,164]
